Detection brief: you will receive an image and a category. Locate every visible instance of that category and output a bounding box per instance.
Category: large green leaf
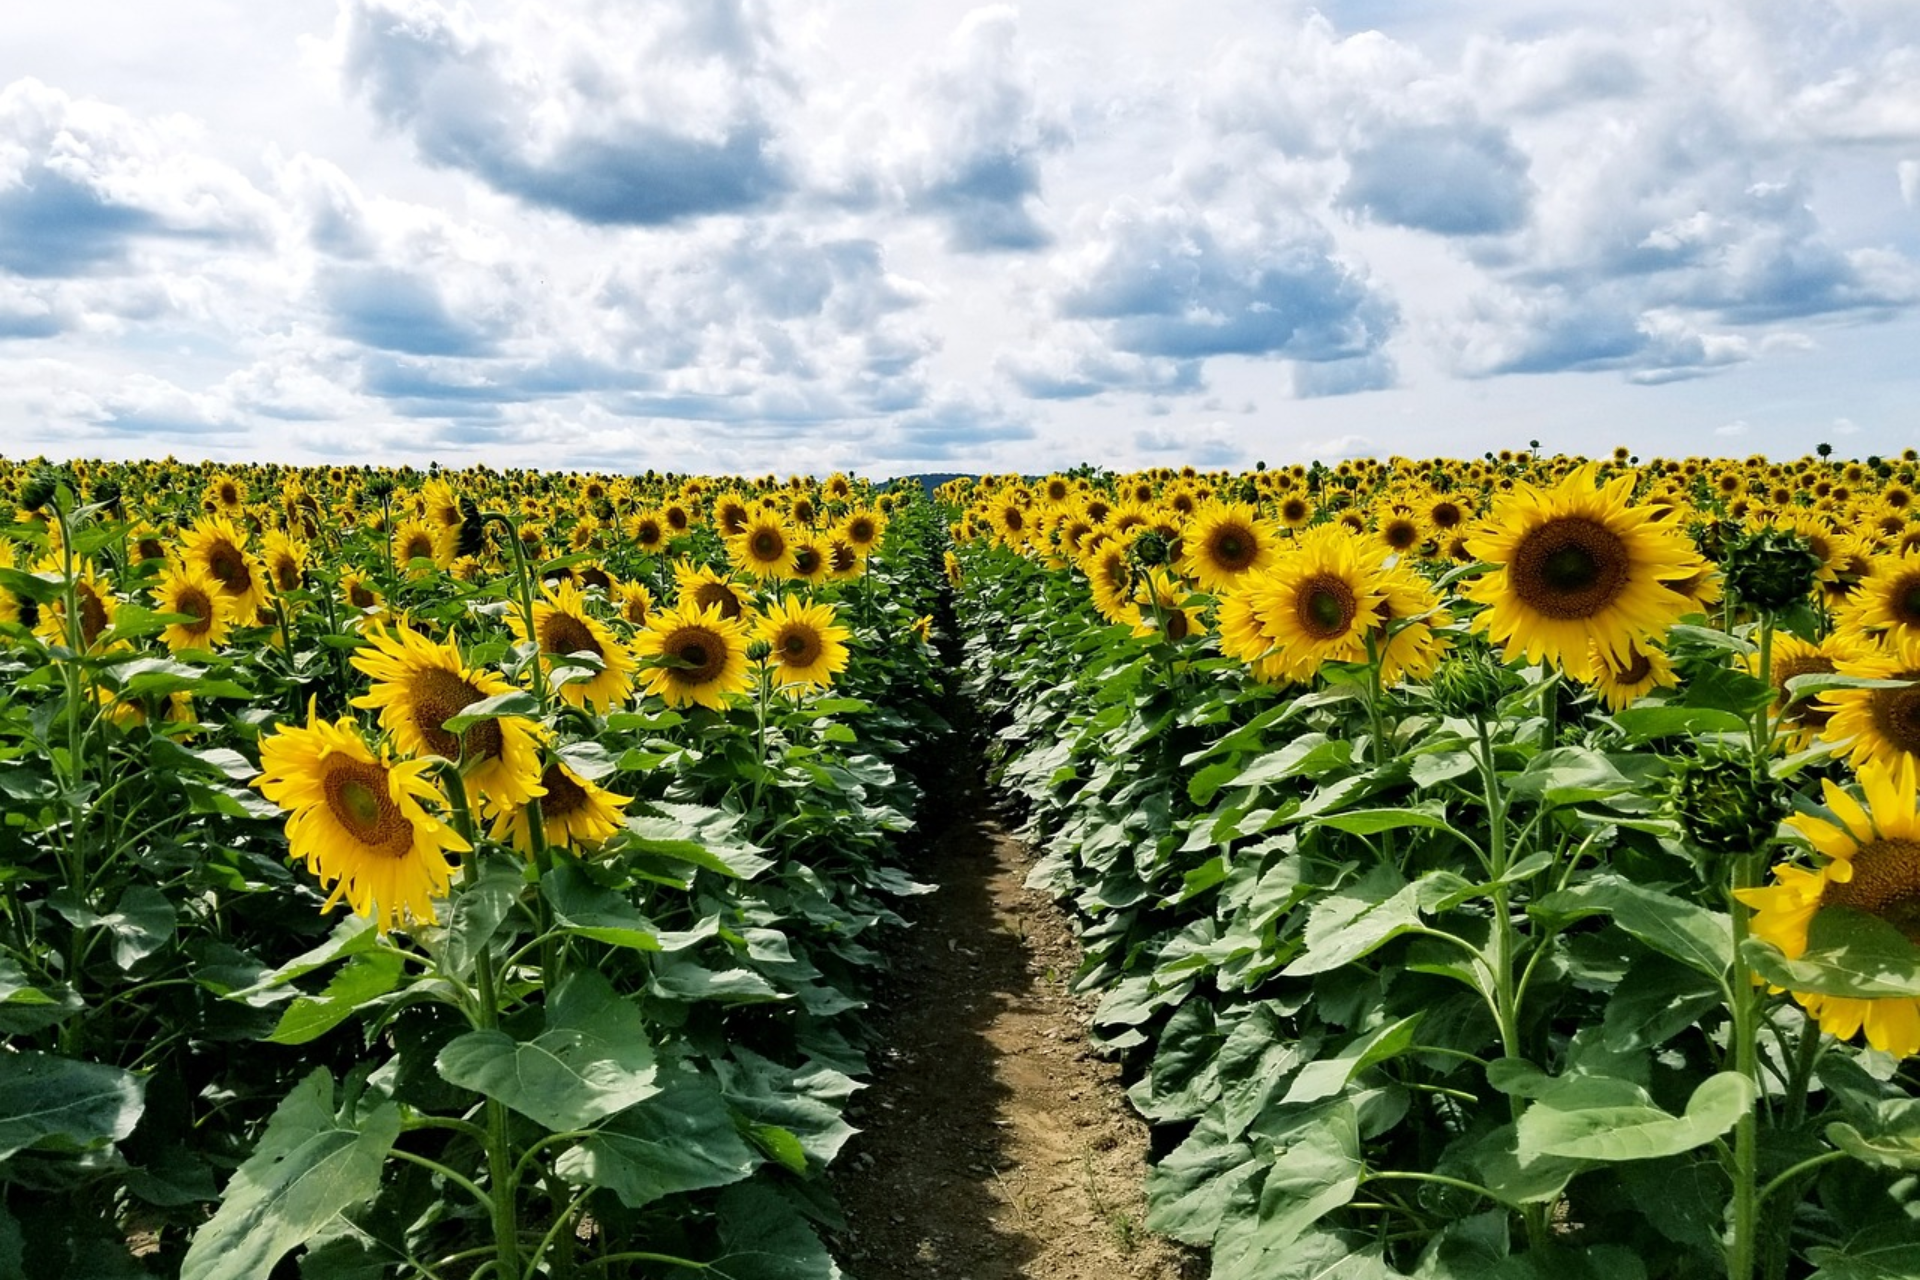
[1827,1098,1920,1170]
[555,1069,758,1207]
[1211,1103,1362,1272]
[1742,907,1920,999]
[267,952,406,1046]
[1516,1070,1755,1163]
[1809,1226,1920,1280]
[1283,1014,1424,1105]
[0,1053,145,1161]
[623,802,773,879]
[542,861,662,953]
[1282,868,1424,977]
[1531,875,1732,982]
[435,857,526,979]
[698,1183,843,1280]
[713,1048,858,1168]
[179,1068,399,1280]
[435,970,659,1131]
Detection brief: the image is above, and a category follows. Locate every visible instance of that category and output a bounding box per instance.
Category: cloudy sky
[2,1,1917,475]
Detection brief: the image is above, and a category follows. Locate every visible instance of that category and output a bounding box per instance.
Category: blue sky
[1,1,1916,475]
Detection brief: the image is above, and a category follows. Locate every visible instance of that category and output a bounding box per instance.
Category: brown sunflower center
[1893,571,1920,627]
[348,581,377,609]
[829,542,859,574]
[1165,610,1191,642]
[1510,517,1630,620]
[78,586,110,647]
[750,529,785,561]
[1611,648,1654,685]
[1431,502,1463,530]
[1282,499,1309,524]
[693,582,742,619]
[271,556,300,592]
[403,534,433,561]
[539,612,602,660]
[206,541,253,595]
[408,668,501,762]
[539,764,588,820]
[1824,837,1920,942]
[848,518,876,545]
[1867,674,1920,757]
[1297,575,1359,640]
[636,522,662,546]
[667,627,726,685]
[581,567,612,592]
[777,624,821,667]
[323,762,412,857]
[1772,653,1836,728]
[793,546,823,576]
[136,536,164,561]
[1002,508,1025,533]
[1207,523,1256,572]
[176,586,214,634]
[1384,519,1420,550]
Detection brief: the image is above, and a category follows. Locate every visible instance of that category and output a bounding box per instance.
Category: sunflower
[204,471,246,515]
[1179,501,1276,592]
[1131,569,1207,643]
[788,535,831,585]
[1736,758,1920,1057]
[251,705,470,936]
[672,560,748,620]
[624,510,668,553]
[33,557,118,652]
[729,508,798,581]
[351,622,545,810]
[756,597,852,690]
[486,760,630,854]
[1587,639,1677,712]
[986,491,1034,548]
[1371,560,1454,686]
[634,600,753,710]
[1083,538,1142,627]
[616,580,655,627]
[838,508,885,556]
[262,530,306,597]
[1750,632,1869,752]
[713,493,753,538]
[0,542,38,632]
[1276,494,1315,531]
[393,517,446,576]
[1463,464,1704,681]
[1820,632,1920,773]
[1243,525,1386,681]
[1375,508,1426,558]
[509,580,637,713]
[944,550,963,589]
[1837,547,1920,645]
[339,569,384,627]
[180,514,269,624]
[153,561,234,654]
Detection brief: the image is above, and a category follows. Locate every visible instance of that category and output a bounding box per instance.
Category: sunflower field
[2,448,1920,1280]
[0,457,947,1278]
[945,451,1920,1280]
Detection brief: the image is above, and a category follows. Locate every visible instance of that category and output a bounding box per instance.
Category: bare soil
[831,778,1204,1280]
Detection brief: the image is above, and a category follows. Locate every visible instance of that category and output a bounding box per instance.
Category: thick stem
[1725,848,1763,1280]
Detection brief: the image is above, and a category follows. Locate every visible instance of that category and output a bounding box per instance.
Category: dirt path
[831,779,1203,1280]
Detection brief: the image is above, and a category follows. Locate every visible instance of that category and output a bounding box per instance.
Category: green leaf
[1282,869,1423,978]
[542,861,661,953]
[440,690,540,735]
[1144,1110,1262,1244]
[1216,1102,1362,1266]
[714,1048,858,1168]
[623,802,774,880]
[0,1053,145,1161]
[225,917,380,1002]
[436,858,525,978]
[1236,734,1353,789]
[1310,804,1458,838]
[1809,1226,1920,1279]
[435,970,659,1131]
[1741,907,1920,999]
[1531,875,1732,982]
[1516,1070,1755,1163]
[179,1069,399,1280]
[1284,1015,1424,1105]
[1217,1006,1304,1139]
[555,1069,758,1207]
[746,1124,809,1176]
[1508,748,1637,805]
[267,952,406,1046]
[1826,1099,1920,1170]
[1601,954,1724,1051]
[700,1183,844,1280]
[102,885,176,971]
[1611,706,1749,740]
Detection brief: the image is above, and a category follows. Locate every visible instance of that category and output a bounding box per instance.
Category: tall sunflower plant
[946,461,1920,1280]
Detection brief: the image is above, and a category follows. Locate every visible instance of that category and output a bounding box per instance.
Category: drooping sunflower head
[251,705,470,935]
[1738,758,1920,1056]
[1463,464,1703,681]
[617,581,654,627]
[154,560,233,654]
[1586,638,1676,712]
[756,597,852,689]
[487,759,630,854]
[635,600,753,710]
[1179,501,1276,592]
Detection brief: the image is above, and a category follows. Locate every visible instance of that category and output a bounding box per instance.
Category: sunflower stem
[445,770,522,1280]
[1725,847,1763,1280]
[492,511,547,710]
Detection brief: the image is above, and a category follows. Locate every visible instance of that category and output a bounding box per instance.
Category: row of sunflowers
[0,456,948,1279]
[944,451,1920,1280]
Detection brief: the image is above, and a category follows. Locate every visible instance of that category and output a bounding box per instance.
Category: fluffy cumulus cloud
[332,0,794,225]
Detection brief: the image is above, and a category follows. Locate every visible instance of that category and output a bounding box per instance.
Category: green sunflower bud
[1722,526,1821,612]
[1430,652,1506,719]
[1129,530,1172,569]
[17,465,71,514]
[746,639,774,663]
[1668,753,1791,858]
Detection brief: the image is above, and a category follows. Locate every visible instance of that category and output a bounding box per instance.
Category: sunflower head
[154,560,233,654]
[756,597,851,690]
[636,600,753,710]
[730,509,798,581]
[1179,501,1274,592]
